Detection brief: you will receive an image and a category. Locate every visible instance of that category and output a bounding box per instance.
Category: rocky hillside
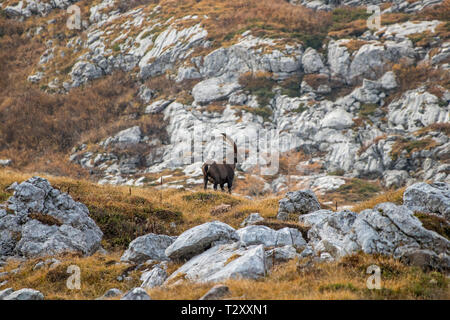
[0,0,448,198]
[0,172,449,300]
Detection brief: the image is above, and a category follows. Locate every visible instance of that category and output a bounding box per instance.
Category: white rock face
[139,23,208,79]
[192,78,241,105]
[237,226,306,249]
[100,126,142,148]
[277,190,321,220]
[403,182,450,219]
[0,177,102,258]
[240,213,264,227]
[265,245,301,269]
[377,20,442,39]
[121,233,176,263]
[320,108,354,129]
[165,221,239,260]
[165,242,266,284]
[388,89,449,132]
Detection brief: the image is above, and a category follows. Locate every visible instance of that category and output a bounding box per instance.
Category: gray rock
[383,170,409,189]
[240,213,264,227]
[0,159,12,166]
[320,108,354,129]
[3,288,44,300]
[141,265,167,289]
[165,221,239,260]
[145,100,173,114]
[100,126,142,148]
[97,288,123,300]
[403,182,450,219]
[265,245,301,269]
[0,288,14,300]
[199,284,230,300]
[302,48,325,74]
[121,233,176,264]
[192,78,241,105]
[120,287,151,300]
[398,247,449,272]
[380,71,397,90]
[277,190,321,220]
[298,210,331,227]
[1,177,102,258]
[237,225,306,249]
[165,242,265,284]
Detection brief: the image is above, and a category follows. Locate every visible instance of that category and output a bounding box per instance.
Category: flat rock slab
[165,221,239,260]
[165,242,266,284]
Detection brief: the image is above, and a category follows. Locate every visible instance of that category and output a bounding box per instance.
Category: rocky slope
[0,0,448,195]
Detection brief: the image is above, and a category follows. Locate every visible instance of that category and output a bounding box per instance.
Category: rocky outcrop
[304,202,449,270]
[120,233,176,264]
[165,221,239,260]
[403,182,450,219]
[0,177,102,258]
[277,190,321,220]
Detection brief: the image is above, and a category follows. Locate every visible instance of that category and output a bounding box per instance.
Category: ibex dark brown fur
[202,133,237,193]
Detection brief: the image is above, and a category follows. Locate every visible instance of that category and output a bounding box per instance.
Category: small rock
[165,221,239,260]
[277,190,321,220]
[97,288,123,300]
[240,213,264,227]
[199,284,230,300]
[120,288,151,300]
[210,204,231,216]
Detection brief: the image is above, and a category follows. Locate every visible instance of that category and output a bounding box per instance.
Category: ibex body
[202,133,237,193]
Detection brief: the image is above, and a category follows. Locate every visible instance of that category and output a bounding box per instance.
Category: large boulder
[165,221,239,260]
[1,288,44,300]
[0,177,102,258]
[236,225,306,249]
[121,233,177,264]
[165,242,266,284]
[277,190,321,220]
[403,182,450,219]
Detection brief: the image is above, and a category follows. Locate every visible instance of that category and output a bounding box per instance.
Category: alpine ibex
[202,133,237,193]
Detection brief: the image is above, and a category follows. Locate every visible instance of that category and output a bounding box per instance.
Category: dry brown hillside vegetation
[1,0,448,177]
[0,169,449,300]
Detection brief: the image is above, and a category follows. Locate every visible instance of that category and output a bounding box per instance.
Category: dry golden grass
[148,253,449,300]
[352,188,405,213]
